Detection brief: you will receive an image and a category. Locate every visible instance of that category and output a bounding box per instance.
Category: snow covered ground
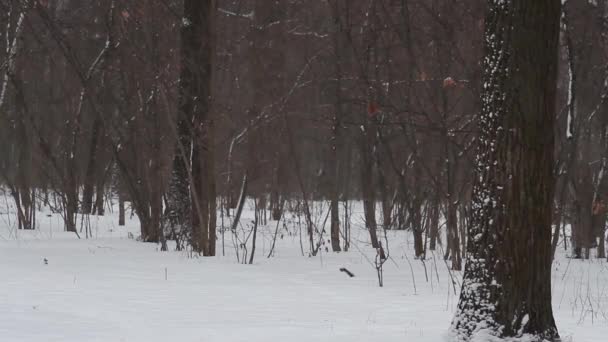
[0,199,607,341]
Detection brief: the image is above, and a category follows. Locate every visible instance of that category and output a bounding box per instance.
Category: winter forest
[1,0,607,341]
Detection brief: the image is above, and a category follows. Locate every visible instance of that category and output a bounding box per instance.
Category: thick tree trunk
[410,197,424,258]
[571,170,595,259]
[147,111,164,246]
[409,165,424,258]
[451,1,561,340]
[93,166,106,216]
[3,4,35,231]
[596,215,606,258]
[65,189,78,232]
[181,0,215,256]
[149,178,163,246]
[82,117,103,215]
[445,198,461,270]
[443,123,462,269]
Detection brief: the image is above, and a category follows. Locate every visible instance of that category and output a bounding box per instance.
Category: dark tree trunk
[360,122,380,249]
[147,107,164,247]
[329,3,344,253]
[451,1,561,340]
[82,116,103,215]
[165,0,208,240]
[595,213,606,258]
[429,195,439,251]
[551,177,568,258]
[361,164,380,249]
[571,168,595,259]
[65,189,78,232]
[269,155,285,221]
[445,198,461,270]
[93,148,111,216]
[342,144,353,251]
[181,0,215,256]
[329,112,341,251]
[118,192,125,226]
[410,197,424,258]
[377,161,392,230]
[16,112,33,229]
[149,177,163,246]
[93,167,106,216]
[443,121,461,270]
[249,199,259,264]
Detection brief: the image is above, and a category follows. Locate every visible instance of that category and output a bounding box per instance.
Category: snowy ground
[1,198,607,341]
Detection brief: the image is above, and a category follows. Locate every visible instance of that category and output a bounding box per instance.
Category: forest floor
[0,198,607,341]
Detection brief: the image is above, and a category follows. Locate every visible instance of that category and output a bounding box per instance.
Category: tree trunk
[429,195,439,251]
[360,124,380,249]
[446,198,461,270]
[571,168,595,259]
[16,120,33,230]
[377,163,392,230]
[147,109,164,246]
[93,167,106,216]
[269,155,284,221]
[65,189,78,232]
[597,217,606,259]
[118,192,125,226]
[410,196,424,258]
[330,116,341,252]
[329,6,344,252]
[207,121,217,256]
[183,0,215,256]
[451,1,561,340]
[82,117,103,215]
[551,177,568,258]
[342,145,353,251]
[249,199,259,264]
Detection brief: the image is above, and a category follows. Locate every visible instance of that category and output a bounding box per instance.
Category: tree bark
[429,195,439,251]
[82,116,103,215]
[409,183,424,258]
[329,2,344,253]
[451,1,561,340]
[118,192,125,226]
[360,122,380,249]
[182,0,216,256]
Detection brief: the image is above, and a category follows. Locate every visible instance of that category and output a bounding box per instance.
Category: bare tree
[451,1,561,340]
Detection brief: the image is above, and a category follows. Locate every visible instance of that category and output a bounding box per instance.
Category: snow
[0,198,607,342]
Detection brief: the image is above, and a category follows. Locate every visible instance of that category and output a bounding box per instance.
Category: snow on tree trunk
[167,0,216,255]
[450,1,561,340]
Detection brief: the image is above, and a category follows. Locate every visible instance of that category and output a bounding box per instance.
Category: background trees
[0,0,606,266]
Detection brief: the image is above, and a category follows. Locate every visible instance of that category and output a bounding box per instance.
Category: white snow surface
[0,198,606,342]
